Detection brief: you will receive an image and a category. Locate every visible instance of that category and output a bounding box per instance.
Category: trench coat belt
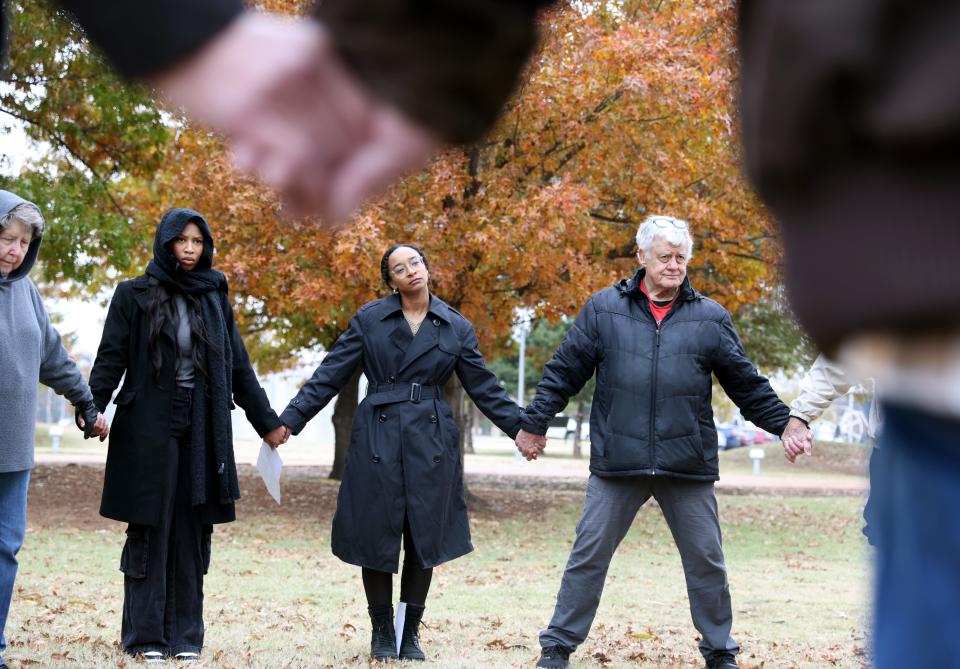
[365,382,441,406]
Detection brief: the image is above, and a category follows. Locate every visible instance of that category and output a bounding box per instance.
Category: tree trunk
[445,375,475,454]
[572,396,586,459]
[329,366,362,480]
[463,401,475,454]
[444,375,482,507]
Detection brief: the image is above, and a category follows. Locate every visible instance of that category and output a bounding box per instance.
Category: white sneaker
[142,651,165,664]
[174,652,200,663]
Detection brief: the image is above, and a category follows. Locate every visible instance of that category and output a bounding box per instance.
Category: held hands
[781,417,814,463]
[75,406,110,442]
[150,12,438,223]
[515,429,547,461]
[264,425,292,449]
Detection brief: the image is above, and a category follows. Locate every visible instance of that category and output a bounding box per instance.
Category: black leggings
[362,517,433,607]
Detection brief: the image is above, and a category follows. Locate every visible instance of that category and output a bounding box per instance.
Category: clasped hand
[76,413,110,442]
[781,417,814,463]
[263,424,292,449]
[515,429,547,461]
[151,13,437,223]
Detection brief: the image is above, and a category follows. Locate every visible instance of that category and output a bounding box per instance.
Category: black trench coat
[279,294,521,572]
[89,276,281,526]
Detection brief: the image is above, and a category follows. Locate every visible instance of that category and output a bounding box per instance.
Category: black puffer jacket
[521,271,789,481]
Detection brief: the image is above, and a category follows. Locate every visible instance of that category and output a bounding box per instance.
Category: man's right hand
[515,429,547,461]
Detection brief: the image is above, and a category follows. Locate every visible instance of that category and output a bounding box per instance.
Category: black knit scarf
[145,208,239,508]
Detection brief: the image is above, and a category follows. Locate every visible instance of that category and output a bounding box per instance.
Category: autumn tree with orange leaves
[2,1,800,481]
[189,0,788,476]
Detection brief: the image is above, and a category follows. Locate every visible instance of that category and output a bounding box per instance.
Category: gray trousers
[540,474,739,660]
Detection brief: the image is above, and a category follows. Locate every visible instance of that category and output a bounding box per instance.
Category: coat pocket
[119,525,150,579]
[113,388,137,406]
[201,525,213,575]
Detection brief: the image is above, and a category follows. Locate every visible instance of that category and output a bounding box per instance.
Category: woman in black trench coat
[278,244,522,662]
[89,209,287,662]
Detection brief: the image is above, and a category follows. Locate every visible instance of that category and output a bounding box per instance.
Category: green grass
[6,465,870,668]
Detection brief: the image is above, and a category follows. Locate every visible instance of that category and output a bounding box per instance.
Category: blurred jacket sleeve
[789,354,856,424]
[53,0,554,142]
[315,0,556,143]
[55,0,243,79]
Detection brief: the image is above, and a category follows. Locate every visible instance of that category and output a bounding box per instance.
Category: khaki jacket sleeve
[789,354,856,424]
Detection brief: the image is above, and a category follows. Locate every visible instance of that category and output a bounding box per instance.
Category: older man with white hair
[515,216,794,669]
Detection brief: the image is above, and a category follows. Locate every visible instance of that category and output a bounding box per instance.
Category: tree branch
[590,210,638,225]
[0,105,130,219]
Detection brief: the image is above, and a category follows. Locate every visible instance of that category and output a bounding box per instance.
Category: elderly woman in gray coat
[0,191,107,669]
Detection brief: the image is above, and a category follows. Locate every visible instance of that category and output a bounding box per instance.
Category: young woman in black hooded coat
[88,208,288,662]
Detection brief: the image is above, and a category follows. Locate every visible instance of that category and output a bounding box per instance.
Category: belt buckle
[409,382,422,403]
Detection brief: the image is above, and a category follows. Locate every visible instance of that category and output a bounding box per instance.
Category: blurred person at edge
[739,6,960,668]
[0,190,109,669]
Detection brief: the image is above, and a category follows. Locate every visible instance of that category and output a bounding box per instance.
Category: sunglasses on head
[649,216,688,230]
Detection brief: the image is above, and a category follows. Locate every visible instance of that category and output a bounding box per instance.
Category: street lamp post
[514,312,532,464]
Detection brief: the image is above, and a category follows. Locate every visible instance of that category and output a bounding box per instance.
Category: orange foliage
[151,0,778,367]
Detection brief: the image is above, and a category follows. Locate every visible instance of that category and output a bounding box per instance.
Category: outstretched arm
[278,315,364,434]
[455,322,521,438]
[224,296,283,439]
[712,311,791,435]
[521,299,600,437]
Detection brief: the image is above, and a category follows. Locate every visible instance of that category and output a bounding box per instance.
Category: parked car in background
[714,420,775,450]
[545,415,570,441]
[545,415,589,441]
[735,423,760,446]
[715,421,740,449]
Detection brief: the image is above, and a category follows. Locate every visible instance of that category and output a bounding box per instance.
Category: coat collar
[376,292,455,324]
[617,269,699,303]
[378,293,455,374]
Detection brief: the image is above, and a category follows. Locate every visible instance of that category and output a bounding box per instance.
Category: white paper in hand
[257,440,283,504]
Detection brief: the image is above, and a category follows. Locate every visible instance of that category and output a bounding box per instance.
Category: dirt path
[26,459,866,533]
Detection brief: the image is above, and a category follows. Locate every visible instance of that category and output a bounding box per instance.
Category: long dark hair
[146,268,218,384]
[380,243,430,289]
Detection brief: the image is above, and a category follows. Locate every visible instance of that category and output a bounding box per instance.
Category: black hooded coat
[89,209,280,525]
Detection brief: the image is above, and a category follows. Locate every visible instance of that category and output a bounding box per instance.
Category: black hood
[0,189,42,286]
[152,207,216,272]
[145,208,226,296]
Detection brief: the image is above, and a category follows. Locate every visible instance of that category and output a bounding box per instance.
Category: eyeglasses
[391,256,424,277]
[648,216,688,230]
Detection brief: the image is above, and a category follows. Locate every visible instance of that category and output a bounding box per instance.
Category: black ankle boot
[368,605,397,661]
[398,603,426,661]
